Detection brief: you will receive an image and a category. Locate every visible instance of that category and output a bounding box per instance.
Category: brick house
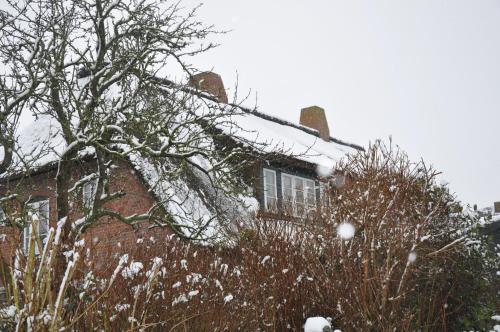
[0,72,363,275]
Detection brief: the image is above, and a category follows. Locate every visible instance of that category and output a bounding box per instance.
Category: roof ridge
[234,106,364,151]
[150,76,364,151]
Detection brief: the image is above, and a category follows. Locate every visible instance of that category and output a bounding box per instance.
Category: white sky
[181,0,500,208]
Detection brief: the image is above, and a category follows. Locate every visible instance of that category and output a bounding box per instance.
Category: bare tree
[0,0,278,244]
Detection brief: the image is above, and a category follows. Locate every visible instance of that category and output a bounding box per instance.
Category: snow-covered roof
[158,79,363,169]
[215,103,362,168]
[1,89,362,173]
[0,116,65,173]
[0,116,94,176]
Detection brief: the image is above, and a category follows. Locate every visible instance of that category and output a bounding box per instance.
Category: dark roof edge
[239,108,365,151]
[0,161,57,183]
[0,153,98,183]
[150,76,365,152]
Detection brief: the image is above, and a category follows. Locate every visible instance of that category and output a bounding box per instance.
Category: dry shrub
[69,228,322,331]
[1,141,497,331]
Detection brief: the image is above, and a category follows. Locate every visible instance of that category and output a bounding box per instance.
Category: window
[0,207,5,223]
[0,286,5,304]
[282,173,316,217]
[24,200,49,254]
[83,179,98,209]
[263,168,277,211]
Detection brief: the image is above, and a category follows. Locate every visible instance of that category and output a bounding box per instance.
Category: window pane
[267,184,276,199]
[281,174,292,213]
[264,170,275,189]
[282,175,292,190]
[83,179,98,209]
[306,181,316,205]
[294,178,304,213]
[294,178,303,191]
[283,188,293,201]
[40,201,49,221]
[295,190,304,204]
[23,225,30,251]
[266,197,277,211]
[263,169,277,211]
[264,171,276,193]
[305,180,315,190]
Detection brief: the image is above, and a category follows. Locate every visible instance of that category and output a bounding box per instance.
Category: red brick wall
[0,167,59,261]
[0,159,172,266]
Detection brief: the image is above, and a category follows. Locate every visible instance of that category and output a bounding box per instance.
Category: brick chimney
[189,72,228,103]
[300,106,330,141]
[494,201,500,214]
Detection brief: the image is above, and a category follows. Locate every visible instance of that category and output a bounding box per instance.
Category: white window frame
[263,168,277,211]
[24,199,49,254]
[83,179,98,209]
[281,172,317,217]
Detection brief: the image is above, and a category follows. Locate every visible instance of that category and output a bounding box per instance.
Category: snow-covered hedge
[1,142,497,331]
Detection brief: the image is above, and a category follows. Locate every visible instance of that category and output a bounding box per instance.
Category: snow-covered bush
[1,142,497,331]
[302,140,499,330]
[0,217,84,331]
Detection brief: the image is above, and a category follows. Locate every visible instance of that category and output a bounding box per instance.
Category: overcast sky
[181,0,500,208]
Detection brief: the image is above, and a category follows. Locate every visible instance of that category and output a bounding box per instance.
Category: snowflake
[337,222,355,240]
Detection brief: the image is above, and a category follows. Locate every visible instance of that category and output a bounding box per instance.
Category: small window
[24,200,49,254]
[281,173,317,217]
[0,286,6,304]
[263,169,277,211]
[83,179,98,209]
